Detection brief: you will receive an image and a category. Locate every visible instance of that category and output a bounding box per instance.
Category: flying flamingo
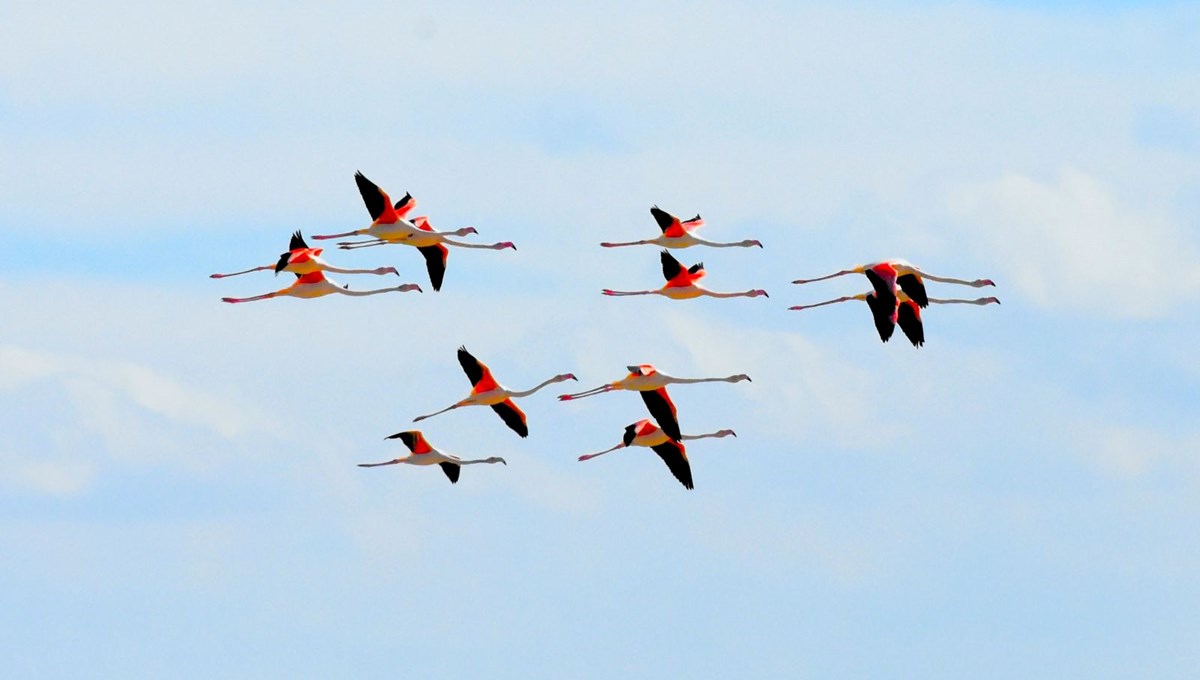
[336,215,515,291]
[600,206,762,249]
[559,364,751,441]
[221,270,421,303]
[411,346,577,438]
[577,419,737,490]
[210,231,399,279]
[602,251,768,300]
[789,292,1000,346]
[357,430,506,484]
[310,171,475,244]
[792,260,995,309]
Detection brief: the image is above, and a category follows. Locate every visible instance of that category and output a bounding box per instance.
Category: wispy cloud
[948,168,1200,317]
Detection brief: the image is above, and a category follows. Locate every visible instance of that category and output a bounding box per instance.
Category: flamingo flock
[214,173,999,488]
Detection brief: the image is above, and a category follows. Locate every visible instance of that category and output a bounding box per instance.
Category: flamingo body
[602,251,767,300]
[357,430,506,484]
[600,206,762,249]
[221,270,421,303]
[576,420,739,490]
[410,347,577,438]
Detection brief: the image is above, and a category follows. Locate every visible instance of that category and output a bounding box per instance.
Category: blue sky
[2,1,1198,677]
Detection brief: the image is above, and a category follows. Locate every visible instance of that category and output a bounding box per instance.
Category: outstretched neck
[511,376,565,398]
[920,272,982,286]
[681,430,732,441]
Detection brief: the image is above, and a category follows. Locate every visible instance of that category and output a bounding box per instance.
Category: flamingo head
[487,457,507,465]
[455,226,478,236]
[748,289,769,298]
[727,374,751,383]
[397,283,423,293]
[745,239,764,248]
[556,373,578,382]
[976,278,996,287]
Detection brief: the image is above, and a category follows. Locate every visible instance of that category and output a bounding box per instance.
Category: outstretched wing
[418,244,448,291]
[491,398,529,438]
[896,300,925,347]
[384,430,432,454]
[457,346,499,392]
[864,268,897,312]
[864,293,896,343]
[896,273,929,308]
[274,251,292,274]
[650,206,676,233]
[439,462,461,484]
[622,422,640,447]
[393,192,416,217]
[660,250,684,282]
[687,262,704,275]
[640,387,681,442]
[650,439,694,490]
[289,230,308,251]
[354,171,391,221]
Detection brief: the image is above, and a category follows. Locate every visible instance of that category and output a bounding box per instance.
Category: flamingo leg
[791,270,855,285]
[558,385,615,401]
[357,459,402,467]
[413,403,463,422]
[599,240,654,248]
[337,240,392,250]
[578,444,625,461]
[210,265,272,278]
[312,229,365,240]
[222,292,279,304]
[602,289,657,296]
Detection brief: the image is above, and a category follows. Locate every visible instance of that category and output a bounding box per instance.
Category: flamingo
[221,270,421,303]
[789,292,1000,346]
[357,430,506,484]
[792,260,995,309]
[210,231,398,279]
[559,365,750,441]
[411,346,577,437]
[577,420,737,489]
[602,251,768,300]
[600,206,762,249]
[310,171,475,244]
[336,215,515,291]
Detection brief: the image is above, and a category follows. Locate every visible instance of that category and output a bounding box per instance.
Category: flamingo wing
[354,171,391,221]
[393,192,416,217]
[896,300,925,347]
[650,206,677,233]
[491,398,529,438]
[274,251,293,274]
[650,439,694,490]
[660,250,685,282]
[680,214,704,232]
[640,387,681,442]
[385,430,432,454]
[289,230,308,251]
[439,462,461,484]
[457,346,499,392]
[418,244,448,291]
[622,422,642,447]
[864,293,896,343]
[687,262,705,275]
[896,273,929,308]
[864,268,897,311]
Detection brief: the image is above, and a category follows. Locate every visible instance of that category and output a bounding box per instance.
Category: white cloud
[1073,423,1200,479]
[0,343,279,494]
[948,168,1200,318]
